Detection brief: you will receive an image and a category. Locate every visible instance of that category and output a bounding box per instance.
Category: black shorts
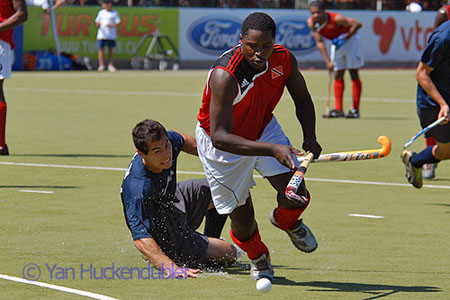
[175,178,212,231]
[417,107,450,143]
[158,179,211,268]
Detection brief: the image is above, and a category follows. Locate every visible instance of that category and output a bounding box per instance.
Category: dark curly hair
[309,0,327,10]
[132,119,168,155]
[241,12,276,39]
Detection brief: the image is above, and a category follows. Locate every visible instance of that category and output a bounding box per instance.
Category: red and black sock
[425,137,436,147]
[334,79,344,111]
[274,191,310,231]
[0,102,6,147]
[351,78,362,110]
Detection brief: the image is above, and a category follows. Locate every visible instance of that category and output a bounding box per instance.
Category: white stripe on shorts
[0,40,12,80]
[195,117,299,214]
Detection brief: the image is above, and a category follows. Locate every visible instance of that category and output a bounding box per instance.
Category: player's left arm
[335,14,362,40]
[0,0,27,32]
[176,131,198,156]
[286,52,322,158]
[416,62,450,123]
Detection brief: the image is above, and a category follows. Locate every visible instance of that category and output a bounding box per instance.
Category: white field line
[0,274,118,300]
[1,161,449,190]
[348,214,385,219]
[8,87,413,103]
[19,190,54,194]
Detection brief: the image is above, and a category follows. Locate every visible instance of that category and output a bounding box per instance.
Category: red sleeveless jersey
[0,0,16,48]
[309,12,350,40]
[197,44,291,141]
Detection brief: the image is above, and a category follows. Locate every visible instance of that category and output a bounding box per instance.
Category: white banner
[179,8,435,63]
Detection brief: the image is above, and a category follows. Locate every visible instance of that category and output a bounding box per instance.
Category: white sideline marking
[1,161,449,190]
[0,161,125,171]
[8,87,412,103]
[19,190,54,194]
[0,274,118,300]
[348,214,385,219]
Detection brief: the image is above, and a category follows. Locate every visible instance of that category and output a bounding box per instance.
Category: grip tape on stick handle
[285,152,314,203]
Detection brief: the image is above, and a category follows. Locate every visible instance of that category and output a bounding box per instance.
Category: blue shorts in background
[97,39,116,49]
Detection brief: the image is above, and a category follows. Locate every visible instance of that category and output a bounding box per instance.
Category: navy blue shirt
[417,21,450,109]
[120,131,183,241]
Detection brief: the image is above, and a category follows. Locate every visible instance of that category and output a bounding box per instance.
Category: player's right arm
[307,18,333,71]
[134,238,200,278]
[416,62,450,123]
[0,0,27,32]
[208,68,299,169]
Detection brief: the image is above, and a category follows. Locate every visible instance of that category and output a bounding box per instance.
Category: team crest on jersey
[271,65,283,79]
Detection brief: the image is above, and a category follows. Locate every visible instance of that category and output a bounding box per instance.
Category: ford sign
[275,18,316,55]
[187,16,242,55]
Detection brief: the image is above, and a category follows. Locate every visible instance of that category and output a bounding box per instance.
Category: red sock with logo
[0,102,6,147]
[334,79,344,111]
[230,229,269,260]
[274,191,310,231]
[352,78,362,110]
[274,206,307,231]
[425,137,436,147]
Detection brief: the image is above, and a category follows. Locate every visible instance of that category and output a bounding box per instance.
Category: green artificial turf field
[0,69,449,300]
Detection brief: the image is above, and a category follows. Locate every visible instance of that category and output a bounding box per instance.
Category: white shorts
[0,40,12,80]
[195,117,299,214]
[333,34,364,71]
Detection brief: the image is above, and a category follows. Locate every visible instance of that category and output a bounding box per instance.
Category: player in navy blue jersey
[401,21,450,188]
[421,1,450,179]
[121,119,237,278]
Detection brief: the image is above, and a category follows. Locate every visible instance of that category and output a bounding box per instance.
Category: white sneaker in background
[108,65,117,72]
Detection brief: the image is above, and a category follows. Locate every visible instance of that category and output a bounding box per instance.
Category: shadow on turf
[11,154,130,158]
[0,185,79,189]
[272,278,441,299]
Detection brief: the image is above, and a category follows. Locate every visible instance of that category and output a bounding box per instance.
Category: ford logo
[275,18,316,54]
[187,16,241,55]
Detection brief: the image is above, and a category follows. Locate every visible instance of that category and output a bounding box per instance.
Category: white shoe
[97,65,105,71]
[231,243,246,259]
[401,150,423,188]
[270,210,318,253]
[108,65,117,72]
[422,163,437,179]
[249,254,274,280]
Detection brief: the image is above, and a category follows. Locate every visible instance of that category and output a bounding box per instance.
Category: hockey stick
[403,116,446,149]
[297,136,391,163]
[285,152,314,203]
[285,136,391,202]
[323,44,336,118]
